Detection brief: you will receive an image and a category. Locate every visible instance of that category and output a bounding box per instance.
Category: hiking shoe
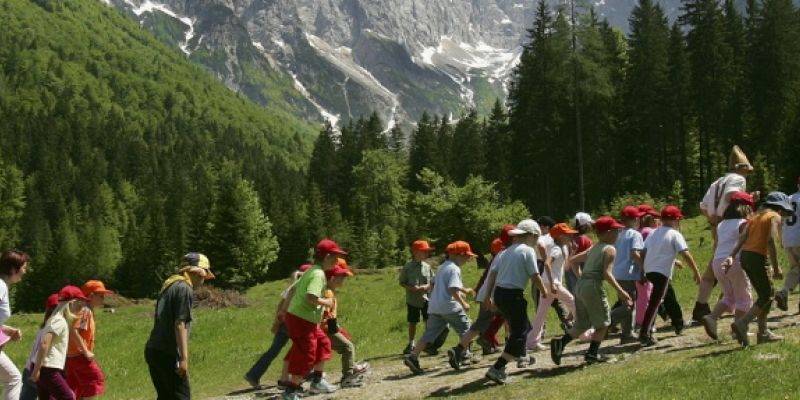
[731,321,749,347]
[447,347,463,370]
[550,338,565,365]
[584,353,611,364]
[403,343,415,355]
[309,379,337,394]
[352,362,369,375]
[282,391,301,400]
[691,302,711,325]
[244,374,261,390]
[516,353,535,368]
[702,315,718,340]
[484,366,507,384]
[340,373,364,388]
[757,330,784,344]
[775,290,789,312]
[403,354,424,374]
[529,343,547,352]
[619,335,639,345]
[639,335,657,347]
[674,322,686,336]
[477,336,494,355]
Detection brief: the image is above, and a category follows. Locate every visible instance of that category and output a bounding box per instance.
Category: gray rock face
[108,0,673,127]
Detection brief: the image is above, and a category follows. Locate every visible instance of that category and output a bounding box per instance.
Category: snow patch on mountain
[289,72,341,128]
[127,0,195,55]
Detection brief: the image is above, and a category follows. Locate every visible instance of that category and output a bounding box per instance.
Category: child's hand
[8,328,21,341]
[693,272,701,284]
[550,283,558,295]
[463,288,475,297]
[721,257,733,273]
[84,350,95,361]
[176,359,188,378]
[461,302,471,312]
[618,290,633,306]
[31,369,39,383]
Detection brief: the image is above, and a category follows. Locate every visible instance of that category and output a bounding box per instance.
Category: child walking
[322,259,368,388]
[20,294,59,400]
[638,206,702,346]
[550,217,633,365]
[725,192,792,346]
[609,207,645,343]
[398,240,434,355]
[403,241,475,374]
[701,192,754,339]
[775,178,800,313]
[568,213,595,295]
[635,205,660,329]
[32,286,89,400]
[66,280,112,399]
[526,223,578,351]
[0,249,28,400]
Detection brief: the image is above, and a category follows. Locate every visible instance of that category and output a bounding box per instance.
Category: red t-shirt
[575,235,593,253]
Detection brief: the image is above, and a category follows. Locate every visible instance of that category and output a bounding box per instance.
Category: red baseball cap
[660,205,684,220]
[498,225,516,246]
[490,238,505,256]
[446,241,477,257]
[58,285,89,302]
[730,191,754,208]
[637,204,661,217]
[622,206,645,219]
[81,280,113,296]
[315,239,347,257]
[45,293,59,310]
[411,240,433,252]
[550,223,579,239]
[326,258,354,279]
[594,216,625,233]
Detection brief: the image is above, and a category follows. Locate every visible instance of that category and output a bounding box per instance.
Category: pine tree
[451,109,485,185]
[308,122,339,200]
[482,100,511,197]
[408,112,440,192]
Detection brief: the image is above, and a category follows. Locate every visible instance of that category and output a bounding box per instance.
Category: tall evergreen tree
[451,109,485,185]
[408,112,439,192]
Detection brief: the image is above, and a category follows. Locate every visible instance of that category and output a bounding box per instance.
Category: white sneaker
[309,379,338,394]
[528,343,547,352]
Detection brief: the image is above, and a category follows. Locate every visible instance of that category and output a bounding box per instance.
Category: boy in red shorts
[66,280,112,399]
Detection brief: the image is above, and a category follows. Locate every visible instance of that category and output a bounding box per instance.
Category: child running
[404,241,476,374]
[550,217,632,365]
[701,192,754,339]
[725,192,791,346]
[481,219,546,384]
[399,240,434,355]
[775,177,800,313]
[568,212,595,295]
[20,293,58,400]
[638,206,702,346]
[32,286,89,400]
[66,280,112,400]
[282,239,346,400]
[321,258,368,388]
[609,207,645,344]
[526,223,578,351]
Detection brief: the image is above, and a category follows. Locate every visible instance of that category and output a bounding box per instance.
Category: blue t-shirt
[612,228,644,281]
[428,260,464,315]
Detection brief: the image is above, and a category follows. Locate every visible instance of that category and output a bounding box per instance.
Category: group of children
[0,249,109,400]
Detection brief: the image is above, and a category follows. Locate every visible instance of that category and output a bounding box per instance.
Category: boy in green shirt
[399,240,434,355]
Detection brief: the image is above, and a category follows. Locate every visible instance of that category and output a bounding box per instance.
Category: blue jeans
[245,322,290,382]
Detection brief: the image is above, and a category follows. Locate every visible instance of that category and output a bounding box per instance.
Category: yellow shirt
[742,210,780,256]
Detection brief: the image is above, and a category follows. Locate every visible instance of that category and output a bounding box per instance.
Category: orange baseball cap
[327,258,354,279]
[446,241,477,257]
[411,240,433,252]
[490,238,505,256]
[550,223,579,239]
[81,280,113,296]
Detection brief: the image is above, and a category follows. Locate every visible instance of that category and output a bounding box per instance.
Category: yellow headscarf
[159,272,193,294]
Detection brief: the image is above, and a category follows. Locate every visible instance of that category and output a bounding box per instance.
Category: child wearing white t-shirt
[526,223,578,351]
[776,179,800,312]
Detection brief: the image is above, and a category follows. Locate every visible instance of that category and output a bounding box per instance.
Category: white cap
[575,212,594,227]
[509,219,542,236]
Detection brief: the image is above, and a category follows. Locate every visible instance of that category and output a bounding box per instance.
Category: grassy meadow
[3,216,797,399]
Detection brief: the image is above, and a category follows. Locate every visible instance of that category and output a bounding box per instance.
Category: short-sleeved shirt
[543,244,567,285]
[537,234,555,260]
[700,173,746,218]
[145,281,193,357]
[0,280,10,326]
[399,261,433,308]
[783,192,800,248]
[613,228,644,281]
[714,219,747,260]
[495,243,538,290]
[67,306,95,357]
[643,226,689,278]
[476,250,504,302]
[42,312,69,369]
[427,260,464,315]
[581,244,611,281]
[743,210,780,256]
[287,265,327,323]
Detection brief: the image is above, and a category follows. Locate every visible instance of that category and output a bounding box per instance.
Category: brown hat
[728,145,753,171]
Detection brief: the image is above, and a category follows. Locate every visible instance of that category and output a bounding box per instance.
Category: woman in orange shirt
[723,192,792,347]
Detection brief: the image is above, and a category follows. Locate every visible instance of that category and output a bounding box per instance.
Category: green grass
[2,216,795,398]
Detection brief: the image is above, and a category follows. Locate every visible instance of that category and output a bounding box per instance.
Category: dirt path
[213,311,800,400]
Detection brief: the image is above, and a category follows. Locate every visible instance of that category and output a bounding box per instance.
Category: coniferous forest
[2,0,800,309]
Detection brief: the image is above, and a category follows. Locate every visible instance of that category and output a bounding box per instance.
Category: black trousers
[639,272,684,338]
[494,287,530,358]
[741,250,774,310]
[145,347,190,400]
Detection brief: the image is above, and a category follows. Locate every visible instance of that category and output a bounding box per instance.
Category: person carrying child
[66,280,112,399]
[32,286,89,400]
[638,206,702,346]
[725,192,792,346]
[322,258,368,388]
[550,217,633,365]
[403,241,475,375]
